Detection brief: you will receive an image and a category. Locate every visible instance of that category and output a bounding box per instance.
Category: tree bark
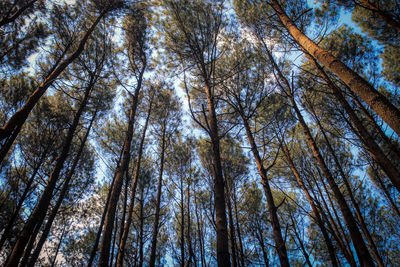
[99,64,145,267]
[311,105,384,267]
[116,95,152,267]
[269,0,400,136]
[0,0,38,28]
[358,0,400,32]
[239,111,290,267]
[306,53,400,192]
[5,75,94,267]
[27,109,97,266]
[280,139,338,266]
[204,83,231,267]
[0,7,107,146]
[149,124,167,267]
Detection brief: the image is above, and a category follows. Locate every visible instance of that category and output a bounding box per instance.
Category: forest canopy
[0,0,399,266]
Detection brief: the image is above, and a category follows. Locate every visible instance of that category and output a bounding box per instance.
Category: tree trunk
[232,185,245,267]
[116,96,152,267]
[311,105,384,267]
[99,64,145,266]
[0,0,38,28]
[289,213,312,267]
[0,9,107,147]
[5,75,94,267]
[358,0,400,32]
[280,139,338,266]
[263,38,374,265]
[269,0,400,136]
[87,151,120,267]
[226,180,238,267]
[138,185,145,267]
[27,110,97,266]
[306,53,400,192]
[149,125,167,267]
[203,82,231,267]
[239,112,290,267]
[0,150,45,250]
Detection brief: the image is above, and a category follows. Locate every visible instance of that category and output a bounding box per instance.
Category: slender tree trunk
[269,0,400,136]
[0,121,23,164]
[226,181,238,267]
[263,39,374,265]
[110,212,119,266]
[0,9,108,146]
[310,177,357,267]
[187,167,195,267]
[50,224,66,267]
[149,125,167,267]
[306,53,400,192]
[99,65,145,267]
[232,186,245,267]
[347,88,400,161]
[0,150,45,250]
[27,110,97,266]
[358,0,400,32]
[138,186,144,267]
[239,112,290,267]
[289,213,312,267]
[195,193,205,267]
[311,107,384,267]
[87,153,120,267]
[256,231,270,267]
[204,82,231,267]
[5,76,94,267]
[280,139,338,266]
[291,97,374,265]
[116,96,152,267]
[180,172,185,267]
[0,0,38,28]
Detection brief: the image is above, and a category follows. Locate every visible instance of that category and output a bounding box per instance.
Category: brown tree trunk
[239,112,290,267]
[5,75,94,267]
[263,38,374,265]
[269,0,400,136]
[0,150,45,250]
[149,125,167,267]
[204,83,230,267]
[289,213,312,267]
[27,110,97,266]
[311,105,384,267]
[0,9,107,146]
[116,96,152,267]
[226,181,238,267]
[180,171,185,267]
[306,53,400,192]
[0,0,38,28]
[232,185,245,267]
[358,0,400,32]
[138,185,145,267]
[290,95,374,265]
[99,65,145,267]
[280,139,338,266]
[87,152,120,267]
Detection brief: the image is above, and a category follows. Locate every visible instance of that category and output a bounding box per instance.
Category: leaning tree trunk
[0,8,108,148]
[305,52,400,192]
[99,64,145,267]
[239,111,290,267]
[5,75,94,267]
[116,95,152,267]
[263,39,374,265]
[358,0,400,32]
[269,0,400,136]
[149,125,167,267]
[310,105,384,267]
[0,0,39,28]
[27,109,97,266]
[280,139,338,266]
